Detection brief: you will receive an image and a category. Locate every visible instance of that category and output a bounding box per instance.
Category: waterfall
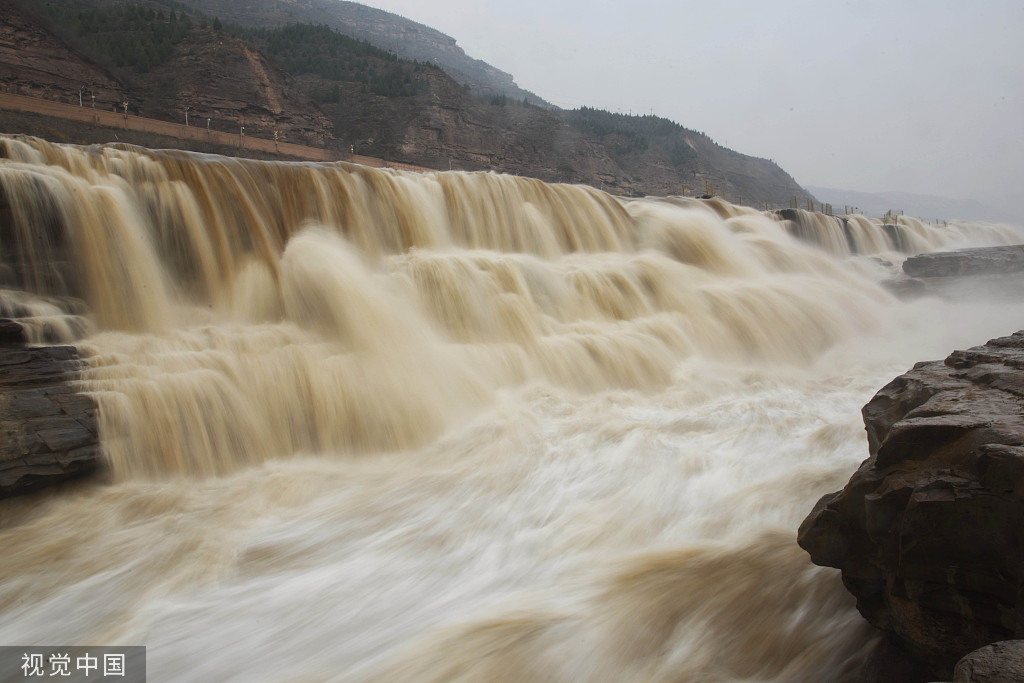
[2,135,1022,681]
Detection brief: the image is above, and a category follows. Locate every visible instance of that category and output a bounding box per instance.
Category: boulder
[798,331,1024,678]
[954,640,1024,682]
[0,320,102,497]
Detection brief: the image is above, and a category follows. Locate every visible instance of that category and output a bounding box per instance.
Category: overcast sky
[355,0,1022,216]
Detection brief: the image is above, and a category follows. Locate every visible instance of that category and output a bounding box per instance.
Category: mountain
[806,186,1023,225]
[1,0,814,206]
[562,107,808,205]
[166,0,552,107]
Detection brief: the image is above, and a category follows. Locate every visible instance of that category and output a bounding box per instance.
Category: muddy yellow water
[1,136,1022,681]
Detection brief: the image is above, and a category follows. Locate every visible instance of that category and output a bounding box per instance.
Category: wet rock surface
[798,331,1024,678]
[0,318,101,497]
[903,245,1024,278]
[886,245,1024,301]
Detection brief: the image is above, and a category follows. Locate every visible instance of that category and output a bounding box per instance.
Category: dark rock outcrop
[0,319,101,497]
[954,640,1024,682]
[903,245,1024,278]
[798,331,1024,678]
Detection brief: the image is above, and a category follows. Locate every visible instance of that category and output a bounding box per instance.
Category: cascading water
[1,135,1023,681]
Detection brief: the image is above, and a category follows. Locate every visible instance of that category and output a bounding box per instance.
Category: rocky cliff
[133,29,334,147]
[377,90,629,188]
[798,331,1024,678]
[0,2,333,148]
[0,3,124,109]
[0,320,101,498]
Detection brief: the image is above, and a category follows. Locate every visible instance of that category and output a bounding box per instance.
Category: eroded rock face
[0,320,101,497]
[0,4,125,110]
[798,331,1024,677]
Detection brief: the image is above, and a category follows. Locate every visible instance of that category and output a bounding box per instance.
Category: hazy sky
[356,0,1023,215]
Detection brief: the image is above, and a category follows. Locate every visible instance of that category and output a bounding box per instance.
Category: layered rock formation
[799,331,1024,677]
[893,245,1024,301]
[0,3,125,110]
[136,30,335,148]
[903,245,1024,278]
[0,319,100,497]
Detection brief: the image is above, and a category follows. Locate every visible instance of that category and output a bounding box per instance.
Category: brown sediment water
[1,135,1023,681]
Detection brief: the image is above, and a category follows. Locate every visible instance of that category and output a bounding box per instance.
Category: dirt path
[0,92,430,172]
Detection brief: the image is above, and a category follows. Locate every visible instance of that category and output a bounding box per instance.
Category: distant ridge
[169,0,552,107]
[807,185,1023,225]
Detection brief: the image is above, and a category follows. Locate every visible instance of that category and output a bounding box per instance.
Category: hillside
[7,1,333,147]
[166,0,551,107]
[562,108,808,203]
[2,0,814,204]
[0,1,124,108]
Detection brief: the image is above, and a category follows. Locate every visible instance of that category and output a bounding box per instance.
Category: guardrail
[0,92,432,172]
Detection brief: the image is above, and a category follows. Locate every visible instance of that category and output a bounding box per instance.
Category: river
[1,136,1023,681]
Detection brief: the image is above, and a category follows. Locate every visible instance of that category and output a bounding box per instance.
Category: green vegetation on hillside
[38,2,195,72]
[34,1,438,104]
[561,107,703,167]
[233,23,436,100]
[484,94,534,108]
[562,107,649,156]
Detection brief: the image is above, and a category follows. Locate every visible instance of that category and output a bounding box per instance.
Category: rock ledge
[903,245,1024,278]
[0,319,101,497]
[798,331,1024,677]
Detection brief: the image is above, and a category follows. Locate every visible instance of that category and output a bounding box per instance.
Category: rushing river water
[1,136,1023,681]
